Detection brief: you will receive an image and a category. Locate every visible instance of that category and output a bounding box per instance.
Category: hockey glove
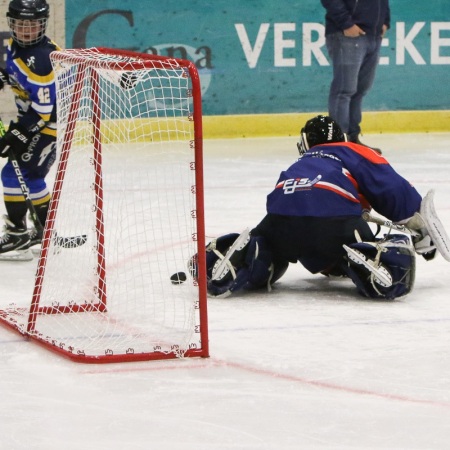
[0,68,9,90]
[0,121,31,158]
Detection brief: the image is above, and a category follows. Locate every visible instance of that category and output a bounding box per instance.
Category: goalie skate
[420,189,450,262]
[343,244,393,287]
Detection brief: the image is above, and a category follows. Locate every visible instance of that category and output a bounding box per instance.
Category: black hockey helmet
[7,0,49,47]
[297,115,346,155]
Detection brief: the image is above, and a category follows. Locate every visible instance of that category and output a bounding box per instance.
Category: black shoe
[348,135,382,154]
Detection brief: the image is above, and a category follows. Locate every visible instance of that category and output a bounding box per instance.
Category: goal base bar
[0,311,209,363]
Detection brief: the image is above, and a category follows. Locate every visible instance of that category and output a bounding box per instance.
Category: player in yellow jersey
[0,0,60,259]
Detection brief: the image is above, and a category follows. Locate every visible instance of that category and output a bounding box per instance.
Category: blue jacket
[266,142,421,223]
[321,0,390,36]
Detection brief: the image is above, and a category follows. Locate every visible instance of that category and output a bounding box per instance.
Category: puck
[170,271,187,284]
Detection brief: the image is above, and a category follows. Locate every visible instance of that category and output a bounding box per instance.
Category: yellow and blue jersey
[5,36,60,137]
[1,35,60,207]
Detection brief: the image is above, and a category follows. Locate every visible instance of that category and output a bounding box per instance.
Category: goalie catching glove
[404,212,436,260]
[401,190,450,262]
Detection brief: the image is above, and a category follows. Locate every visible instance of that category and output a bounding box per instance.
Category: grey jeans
[326,32,382,138]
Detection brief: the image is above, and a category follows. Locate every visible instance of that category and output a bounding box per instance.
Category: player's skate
[0,216,33,261]
[28,227,43,255]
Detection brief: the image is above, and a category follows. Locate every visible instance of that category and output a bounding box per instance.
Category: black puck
[170,271,187,284]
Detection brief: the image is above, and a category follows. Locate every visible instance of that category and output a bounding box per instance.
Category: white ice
[1,133,450,450]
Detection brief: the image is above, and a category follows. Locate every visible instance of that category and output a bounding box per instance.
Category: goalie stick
[361,210,419,237]
[0,119,87,257]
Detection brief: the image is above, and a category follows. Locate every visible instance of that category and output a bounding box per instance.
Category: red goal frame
[0,48,209,363]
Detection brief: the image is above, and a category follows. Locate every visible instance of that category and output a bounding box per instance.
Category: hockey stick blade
[0,234,87,259]
[420,189,450,262]
[54,233,88,249]
[30,233,88,256]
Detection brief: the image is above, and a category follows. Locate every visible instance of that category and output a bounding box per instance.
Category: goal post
[0,47,209,363]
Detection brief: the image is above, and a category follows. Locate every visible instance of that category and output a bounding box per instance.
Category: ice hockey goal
[0,47,208,363]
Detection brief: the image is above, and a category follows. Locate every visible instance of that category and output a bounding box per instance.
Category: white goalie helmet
[7,0,49,47]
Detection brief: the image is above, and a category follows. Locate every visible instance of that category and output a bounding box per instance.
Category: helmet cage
[7,16,48,46]
[297,131,310,156]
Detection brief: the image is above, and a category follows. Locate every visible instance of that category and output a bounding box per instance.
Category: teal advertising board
[66,0,450,116]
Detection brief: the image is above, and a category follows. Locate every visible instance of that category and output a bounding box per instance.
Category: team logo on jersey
[276,175,322,194]
[27,56,36,68]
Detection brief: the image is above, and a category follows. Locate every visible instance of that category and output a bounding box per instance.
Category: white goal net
[0,47,208,363]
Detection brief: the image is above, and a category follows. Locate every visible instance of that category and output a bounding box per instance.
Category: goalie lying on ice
[190,115,449,300]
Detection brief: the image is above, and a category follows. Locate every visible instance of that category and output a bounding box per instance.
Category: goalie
[192,115,449,300]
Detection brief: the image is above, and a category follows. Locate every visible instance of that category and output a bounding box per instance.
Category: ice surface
[1,133,450,449]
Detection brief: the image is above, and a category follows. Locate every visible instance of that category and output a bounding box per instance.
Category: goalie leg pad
[188,232,239,281]
[344,234,416,300]
[204,233,279,298]
[210,228,251,281]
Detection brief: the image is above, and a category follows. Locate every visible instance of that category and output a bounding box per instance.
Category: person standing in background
[321,0,390,153]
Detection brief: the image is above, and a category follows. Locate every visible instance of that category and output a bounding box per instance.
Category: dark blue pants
[252,214,375,275]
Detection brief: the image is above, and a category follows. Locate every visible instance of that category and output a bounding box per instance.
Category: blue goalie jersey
[266,142,422,223]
